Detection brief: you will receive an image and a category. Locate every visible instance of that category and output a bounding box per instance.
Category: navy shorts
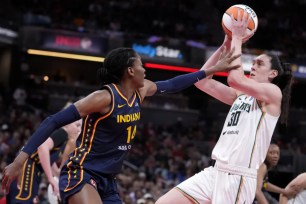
[6,159,41,204]
[59,164,122,204]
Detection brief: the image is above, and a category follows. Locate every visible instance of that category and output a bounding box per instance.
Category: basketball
[222,4,258,41]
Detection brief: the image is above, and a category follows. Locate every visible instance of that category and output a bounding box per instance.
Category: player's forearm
[279,193,289,204]
[200,45,224,71]
[51,163,60,177]
[22,105,81,155]
[13,151,29,168]
[38,146,53,181]
[155,70,206,94]
[227,36,245,86]
[266,183,286,194]
[255,190,269,204]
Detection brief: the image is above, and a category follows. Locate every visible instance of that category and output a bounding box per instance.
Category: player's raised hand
[231,8,253,41]
[214,47,241,72]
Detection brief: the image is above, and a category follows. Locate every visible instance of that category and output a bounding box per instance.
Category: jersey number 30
[227,111,241,127]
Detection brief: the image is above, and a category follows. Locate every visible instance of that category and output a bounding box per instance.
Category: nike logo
[222,131,227,135]
[160,90,166,93]
[118,104,126,108]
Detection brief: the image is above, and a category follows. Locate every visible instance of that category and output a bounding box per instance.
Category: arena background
[1,0,306,203]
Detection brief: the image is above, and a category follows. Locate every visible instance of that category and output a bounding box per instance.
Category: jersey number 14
[126,125,137,143]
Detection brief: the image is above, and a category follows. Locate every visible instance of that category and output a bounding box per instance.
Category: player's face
[250,54,276,83]
[130,56,146,87]
[266,144,280,167]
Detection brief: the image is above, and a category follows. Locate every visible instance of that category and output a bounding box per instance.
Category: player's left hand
[231,8,253,40]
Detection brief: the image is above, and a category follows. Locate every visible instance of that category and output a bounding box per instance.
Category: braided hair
[97,48,138,85]
[266,53,293,125]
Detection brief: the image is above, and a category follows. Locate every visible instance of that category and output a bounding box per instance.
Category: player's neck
[116,83,135,100]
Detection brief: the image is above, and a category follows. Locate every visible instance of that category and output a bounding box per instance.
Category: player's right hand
[214,47,241,72]
[1,161,21,193]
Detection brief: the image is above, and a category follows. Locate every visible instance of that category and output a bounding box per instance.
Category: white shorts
[288,190,306,204]
[176,162,257,204]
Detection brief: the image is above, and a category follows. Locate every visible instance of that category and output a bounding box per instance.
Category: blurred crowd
[1,0,306,59]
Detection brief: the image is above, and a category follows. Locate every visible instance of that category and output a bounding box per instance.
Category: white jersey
[212,94,279,170]
[288,190,306,204]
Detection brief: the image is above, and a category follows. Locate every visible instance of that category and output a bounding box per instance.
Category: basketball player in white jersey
[280,173,306,204]
[155,9,293,204]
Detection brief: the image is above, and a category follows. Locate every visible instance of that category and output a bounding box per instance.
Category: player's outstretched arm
[38,137,60,196]
[195,35,238,105]
[140,47,240,98]
[1,90,111,193]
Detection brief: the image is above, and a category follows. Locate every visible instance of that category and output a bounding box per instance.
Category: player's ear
[127,67,134,76]
[269,69,278,80]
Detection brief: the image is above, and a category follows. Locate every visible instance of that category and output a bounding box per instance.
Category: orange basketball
[222,4,258,41]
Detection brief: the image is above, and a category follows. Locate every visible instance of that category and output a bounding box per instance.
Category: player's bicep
[230,78,281,104]
[38,137,54,151]
[74,90,112,116]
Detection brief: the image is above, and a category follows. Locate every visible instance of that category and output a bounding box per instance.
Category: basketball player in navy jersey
[6,119,82,204]
[2,47,240,204]
[156,10,293,204]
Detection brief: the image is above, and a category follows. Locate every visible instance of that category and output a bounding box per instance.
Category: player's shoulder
[90,89,112,100]
[259,162,268,172]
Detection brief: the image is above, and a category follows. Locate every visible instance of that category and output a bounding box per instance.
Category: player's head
[250,54,292,83]
[97,47,145,87]
[250,53,293,125]
[265,142,280,168]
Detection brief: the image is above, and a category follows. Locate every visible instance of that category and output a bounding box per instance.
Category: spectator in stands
[13,86,27,106]
[254,143,297,204]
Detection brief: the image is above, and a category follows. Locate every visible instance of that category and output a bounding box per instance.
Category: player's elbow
[37,144,48,153]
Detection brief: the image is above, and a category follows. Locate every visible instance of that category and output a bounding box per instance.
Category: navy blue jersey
[65,84,142,178]
[8,128,68,203]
